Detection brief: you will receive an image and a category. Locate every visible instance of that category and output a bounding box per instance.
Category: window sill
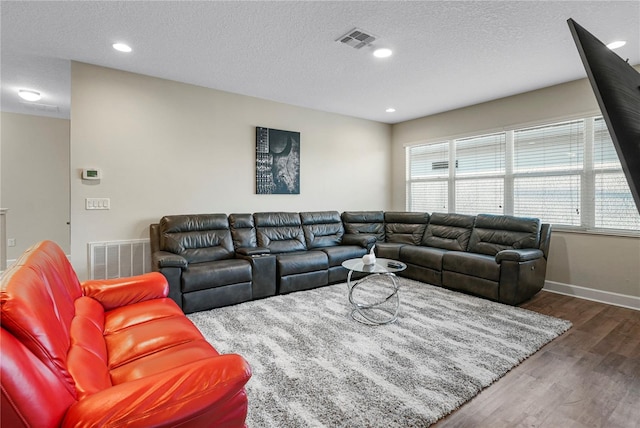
[553,226,640,239]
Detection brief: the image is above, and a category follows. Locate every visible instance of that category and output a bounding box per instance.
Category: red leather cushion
[68,297,111,399]
[105,312,205,369]
[103,298,184,334]
[0,266,77,396]
[0,329,76,427]
[110,339,219,384]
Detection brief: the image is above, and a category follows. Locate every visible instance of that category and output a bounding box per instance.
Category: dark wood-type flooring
[434,290,640,428]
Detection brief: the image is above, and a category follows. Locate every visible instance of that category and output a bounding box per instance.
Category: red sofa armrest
[62,354,251,428]
[81,272,169,311]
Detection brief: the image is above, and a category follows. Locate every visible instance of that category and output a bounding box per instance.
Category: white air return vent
[336,28,377,49]
[88,239,151,280]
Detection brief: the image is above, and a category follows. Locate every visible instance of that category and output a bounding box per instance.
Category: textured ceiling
[1,1,638,123]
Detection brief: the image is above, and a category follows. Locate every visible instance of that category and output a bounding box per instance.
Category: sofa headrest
[422,212,476,251]
[300,211,341,225]
[228,213,255,229]
[160,214,234,263]
[254,212,302,228]
[341,211,384,223]
[229,213,257,249]
[341,211,385,241]
[468,214,541,256]
[383,211,430,224]
[160,214,229,233]
[300,211,344,248]
[429,212,476,228]
[384,212,430,245]
[254,212,306,253]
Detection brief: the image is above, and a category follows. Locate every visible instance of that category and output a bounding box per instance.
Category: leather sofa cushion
[376,242,404,260]
[110,340,218,385]
[384,211,429,245]
[67,297,110,398]
[421,212,475,251]
[229,213,258,249]
[255,212,306,253]
[106,312,202,370]
[277,251,329,276]
[468,214,541,256]
[341,211,385,241]
[160,214,235,263]
[318,246,367,267]
[1,253,82,395]
[442,251,500,282]
[181,259,252,293]
[301,211,344,249]
[400,245,448,271]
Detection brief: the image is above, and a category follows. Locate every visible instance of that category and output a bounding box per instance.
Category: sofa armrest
[342,234,377,249]
[153,251,188,269]
[62,354,251,427]
[81,272,169,311]
[235,247,271,256]
[495,249,544,263]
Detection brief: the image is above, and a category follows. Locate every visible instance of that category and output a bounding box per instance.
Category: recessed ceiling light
[386,107,396,113]
[18,89,41,101]
[606,40,626,50]
[373,48,393,58]
[112,43,132,53]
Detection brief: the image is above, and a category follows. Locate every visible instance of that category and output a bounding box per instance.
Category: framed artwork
[256,127,300,194]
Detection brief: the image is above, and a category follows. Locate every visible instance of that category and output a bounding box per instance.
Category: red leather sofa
[1,240,251,427]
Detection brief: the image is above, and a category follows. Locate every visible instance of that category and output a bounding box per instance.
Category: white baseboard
[544,280,640,311]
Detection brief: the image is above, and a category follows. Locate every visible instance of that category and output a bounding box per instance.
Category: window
[455,133,505,215]
[593,118,640,230]
[406,116,640,233]
[407,142,449,212]
[513,120,583,226]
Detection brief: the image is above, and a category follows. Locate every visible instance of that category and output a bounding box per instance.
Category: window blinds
[593,118,640,230]
[405,116,639,233]
[513,120,583,226]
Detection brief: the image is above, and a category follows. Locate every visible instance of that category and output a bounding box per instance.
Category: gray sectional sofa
[150,210,551,313]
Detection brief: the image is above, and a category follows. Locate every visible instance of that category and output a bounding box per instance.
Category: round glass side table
[341,258,407,325]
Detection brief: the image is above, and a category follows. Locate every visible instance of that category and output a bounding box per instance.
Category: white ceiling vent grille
[336,28,377,49]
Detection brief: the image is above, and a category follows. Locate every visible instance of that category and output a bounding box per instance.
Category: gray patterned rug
[188,277,571,427]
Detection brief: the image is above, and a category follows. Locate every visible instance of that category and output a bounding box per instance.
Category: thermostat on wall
[82,168,102,180]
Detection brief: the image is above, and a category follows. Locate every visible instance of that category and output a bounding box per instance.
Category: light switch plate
[85,198,110,210]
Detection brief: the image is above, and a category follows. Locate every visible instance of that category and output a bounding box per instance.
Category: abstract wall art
[256,127,300,194]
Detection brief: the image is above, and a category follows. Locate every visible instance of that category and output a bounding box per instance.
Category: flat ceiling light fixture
[386,107,396,113]
[112,42,132,53]
[374,48,393,58]
[606,40,626,50]
[18,89,41,101]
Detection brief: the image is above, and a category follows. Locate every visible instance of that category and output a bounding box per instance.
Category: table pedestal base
[346,270,400,325]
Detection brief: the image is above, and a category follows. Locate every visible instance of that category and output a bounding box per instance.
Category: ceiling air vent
[336,28,377,49]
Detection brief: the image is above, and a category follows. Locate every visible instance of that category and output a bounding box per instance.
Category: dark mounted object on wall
[568,18,640,214]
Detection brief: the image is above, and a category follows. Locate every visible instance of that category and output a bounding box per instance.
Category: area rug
[188,278,571,427]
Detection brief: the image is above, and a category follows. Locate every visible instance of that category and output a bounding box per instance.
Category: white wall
[0,112,70,260]
[392,74,640,300]
[70,62,391,279]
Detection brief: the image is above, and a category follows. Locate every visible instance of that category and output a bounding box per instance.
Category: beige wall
[6,61,638,300]
[547,232,639,297]
[391,75,640,299]
[0,112,70,259]
[70,62,391,279]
